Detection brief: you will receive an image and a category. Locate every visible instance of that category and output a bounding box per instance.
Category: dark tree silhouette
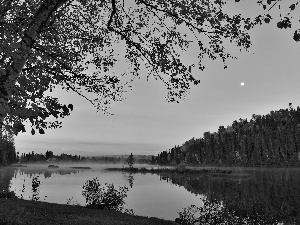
[157,104,300,167]
[0,0,268,135]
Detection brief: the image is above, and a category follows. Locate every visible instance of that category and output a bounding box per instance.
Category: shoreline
[0,198,177,225]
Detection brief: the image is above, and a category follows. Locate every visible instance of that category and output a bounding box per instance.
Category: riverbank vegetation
[155,104,300,167]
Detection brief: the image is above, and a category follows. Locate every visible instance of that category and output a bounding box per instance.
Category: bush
[0,191,18,199]
[31,176,40,201]
[82,177,128,211]
[176,196,281,225]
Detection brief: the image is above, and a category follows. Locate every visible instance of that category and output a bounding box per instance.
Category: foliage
[31,175,41,201]
[256,0,300,41]
[0,128,17,165]
[0,0,266,135]
[127,153,134,169]
[156,104,300,167]
[82,177,128,211]
[0,191,18,199]
[177,204,201,225]
[177,196,280,225]
[19,178,26,200]
[66,197,80,206]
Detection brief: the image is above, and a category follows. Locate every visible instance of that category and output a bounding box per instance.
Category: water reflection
[3,165,300,223]
[0,167,15,192]
[5,165,201,220]
[159,169,300,224]
[13,165,88,179]
[122,172,134,188]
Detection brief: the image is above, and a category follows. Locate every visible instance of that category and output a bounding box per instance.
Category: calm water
[1,164,202,220]
[1,164,300,224]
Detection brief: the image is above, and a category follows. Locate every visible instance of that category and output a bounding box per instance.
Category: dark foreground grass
[0,198,177,225]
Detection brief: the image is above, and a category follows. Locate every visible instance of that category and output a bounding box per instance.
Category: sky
[14,1,300,157]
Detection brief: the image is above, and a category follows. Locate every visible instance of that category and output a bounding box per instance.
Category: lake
[1,164,300,224]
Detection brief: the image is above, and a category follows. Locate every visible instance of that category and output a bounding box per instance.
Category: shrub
[82,177,128,211]
[0,191,18,199]
[176,196,280,225]
[31,176,40,201]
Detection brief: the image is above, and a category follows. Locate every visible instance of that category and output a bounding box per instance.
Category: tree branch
[138,0,212,36]
[107,0,117,31]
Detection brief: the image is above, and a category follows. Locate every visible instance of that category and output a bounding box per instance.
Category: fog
[12,163,159,172]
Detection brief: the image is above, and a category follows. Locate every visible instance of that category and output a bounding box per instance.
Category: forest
[155,104,300,167]
[0,129,17,165]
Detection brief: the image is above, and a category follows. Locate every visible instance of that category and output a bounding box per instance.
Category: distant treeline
[20,150,152,164]
[0,129,17,165]
[19,150,81,163]
[154,104,300,167]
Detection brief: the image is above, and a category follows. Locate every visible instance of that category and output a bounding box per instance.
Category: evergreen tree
[127,153,134,169]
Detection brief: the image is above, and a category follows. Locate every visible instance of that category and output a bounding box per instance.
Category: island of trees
[154,104,300,167]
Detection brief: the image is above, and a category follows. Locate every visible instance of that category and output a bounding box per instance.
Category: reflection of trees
[160,170,300,224]
[122,172,134,188]
[16,167,84,179]
[0,168,16,192]
[0,166,86,193]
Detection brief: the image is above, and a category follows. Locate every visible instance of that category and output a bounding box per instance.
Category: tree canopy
[0,0,299,135]
[155,104,300,167]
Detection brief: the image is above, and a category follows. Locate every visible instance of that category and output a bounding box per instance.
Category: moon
[240,82,245,86]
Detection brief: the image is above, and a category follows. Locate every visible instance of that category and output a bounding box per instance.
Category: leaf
[264,18,270,23]
[38,111,46,120]
[277,17,292,29]
[12,128,19,136]
[62,105,69,115]
[31,103,38,111]
[293,30,300,42]
[21,125,26,133]
[39,128,45,134]
[290,4,295,10]
[68,104,73,111]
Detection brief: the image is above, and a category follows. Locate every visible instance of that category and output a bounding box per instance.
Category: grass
[0,198,177,225]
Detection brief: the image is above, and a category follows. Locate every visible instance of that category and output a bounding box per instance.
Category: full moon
[241,82,245,86]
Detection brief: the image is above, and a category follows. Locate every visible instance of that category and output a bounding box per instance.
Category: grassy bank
[0,198,177,225]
